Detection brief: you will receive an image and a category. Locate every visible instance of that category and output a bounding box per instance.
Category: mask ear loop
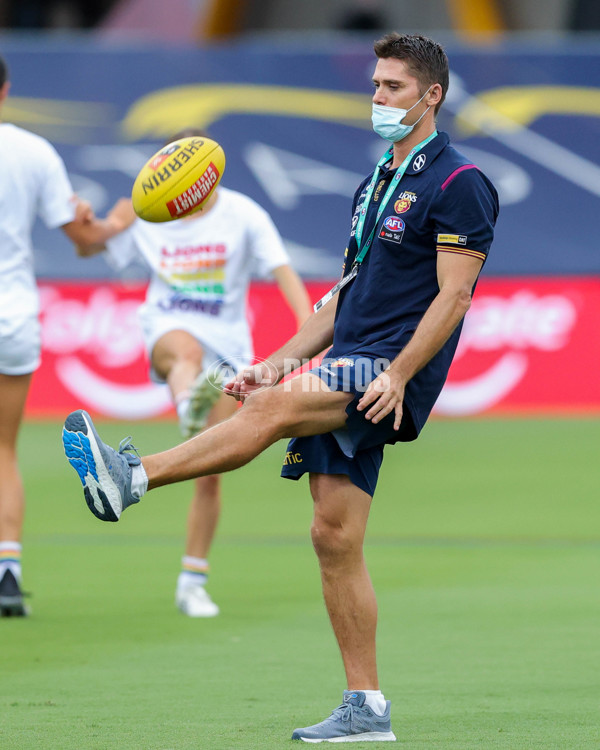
[400,85,433,123]
[406,105,432,128]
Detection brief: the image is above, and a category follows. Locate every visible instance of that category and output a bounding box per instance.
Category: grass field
[2,417,599,749]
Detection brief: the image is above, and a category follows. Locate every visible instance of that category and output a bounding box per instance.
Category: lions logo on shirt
[394,192,417,214]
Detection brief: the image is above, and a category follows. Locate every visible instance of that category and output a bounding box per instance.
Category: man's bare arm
[271,264,313,329]
[224,292,338,400]
[61,198,136,256]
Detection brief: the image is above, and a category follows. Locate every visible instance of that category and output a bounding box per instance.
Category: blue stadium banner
[0,35,599,280]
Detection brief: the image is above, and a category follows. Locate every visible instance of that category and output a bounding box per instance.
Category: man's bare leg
[0,373,32,616]
[143,373,353,489]
[0,373,31,546]
[309,472,378,689]
[182,395,237,557]
[62,373,353,524]
[151,329,204,402]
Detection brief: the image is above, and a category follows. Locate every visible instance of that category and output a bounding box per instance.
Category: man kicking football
[62,33,498,742]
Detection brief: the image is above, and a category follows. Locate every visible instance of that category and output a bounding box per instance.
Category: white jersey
[0,123,76,332]
[106,187,290,363]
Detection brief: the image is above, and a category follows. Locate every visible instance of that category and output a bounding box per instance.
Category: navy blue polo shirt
[328,131,499,437]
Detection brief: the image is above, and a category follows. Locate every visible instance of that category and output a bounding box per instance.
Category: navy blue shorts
[280,354,417,497]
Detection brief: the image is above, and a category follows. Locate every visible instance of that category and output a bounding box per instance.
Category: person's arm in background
[271,263,313,330]
[225,290,338,401]
[61,198,136,257]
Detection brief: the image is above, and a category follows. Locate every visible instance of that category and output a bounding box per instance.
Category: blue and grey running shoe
[292,690,396,743]
[62,410,142,522]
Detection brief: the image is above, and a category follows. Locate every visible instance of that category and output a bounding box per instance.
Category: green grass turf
[1,417,599,749]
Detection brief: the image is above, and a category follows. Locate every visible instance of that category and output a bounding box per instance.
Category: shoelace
[332,702,356,724]
[118,437,141,460]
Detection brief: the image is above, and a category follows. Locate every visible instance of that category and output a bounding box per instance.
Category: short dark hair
[0,55,8,88]
[373,33,449,114]
[164,128,209,146]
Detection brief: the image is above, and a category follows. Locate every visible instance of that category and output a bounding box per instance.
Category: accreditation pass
[313,263,359,312]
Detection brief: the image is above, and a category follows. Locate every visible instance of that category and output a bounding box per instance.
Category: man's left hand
[357,369,406,430]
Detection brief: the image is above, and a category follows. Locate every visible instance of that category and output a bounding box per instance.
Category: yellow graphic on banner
[455,85,600,134]
[7,84,597,147]
[121,84,372,140]
[4,97,114,143]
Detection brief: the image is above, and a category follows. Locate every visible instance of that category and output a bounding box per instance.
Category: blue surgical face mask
[372,87,432,142]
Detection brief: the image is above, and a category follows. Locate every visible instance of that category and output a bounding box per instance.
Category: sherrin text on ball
[132,136,226,222]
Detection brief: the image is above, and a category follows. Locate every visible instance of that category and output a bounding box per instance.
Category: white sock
[0,541,22,582]
[178,556,209,588]
[130,462,148,499]
[360,690,387,716]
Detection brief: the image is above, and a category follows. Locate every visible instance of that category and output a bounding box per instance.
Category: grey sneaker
[62,410,142,522]
[180,369,224,439]
[292,690,396,743]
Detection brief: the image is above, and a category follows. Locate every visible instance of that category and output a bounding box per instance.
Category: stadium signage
[28,279,600,419]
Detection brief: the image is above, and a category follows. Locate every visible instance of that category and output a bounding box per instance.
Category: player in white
[74,131,312,616]
[0,55,131,616]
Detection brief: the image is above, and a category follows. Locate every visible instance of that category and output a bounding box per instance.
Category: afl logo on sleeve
[380,216,405,244]
[412,154,426,171]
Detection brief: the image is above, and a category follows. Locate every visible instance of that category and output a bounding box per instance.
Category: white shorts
[0,315,41,375]
[138,307,249,384]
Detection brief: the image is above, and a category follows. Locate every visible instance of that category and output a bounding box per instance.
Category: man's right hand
[224,361,279,402]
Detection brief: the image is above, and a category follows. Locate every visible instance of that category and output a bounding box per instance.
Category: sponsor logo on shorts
[330,357,354,368]
[437,233,468,246]
[283,451,303,465]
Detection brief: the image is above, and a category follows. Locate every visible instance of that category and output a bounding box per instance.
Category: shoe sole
[62,410,121,522]
[293,731,397,743]
[176,603,220,618]
[176,589,220,618]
